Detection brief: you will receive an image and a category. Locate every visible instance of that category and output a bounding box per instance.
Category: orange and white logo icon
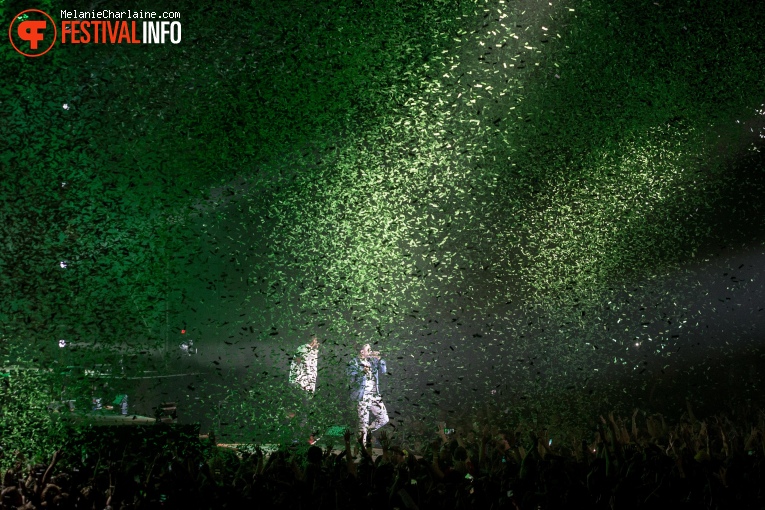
[8,9,57,57]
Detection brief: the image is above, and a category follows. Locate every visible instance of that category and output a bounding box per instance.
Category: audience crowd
[3,403,765,509]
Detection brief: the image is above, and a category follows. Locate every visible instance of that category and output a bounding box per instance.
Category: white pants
[358,392,388,443]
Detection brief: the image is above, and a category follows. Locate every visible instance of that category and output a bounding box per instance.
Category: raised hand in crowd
[631,408,640,442]
[341,428,357,478]
[437,421,449,444]
[379,430,392,463]
[744,426,760,453]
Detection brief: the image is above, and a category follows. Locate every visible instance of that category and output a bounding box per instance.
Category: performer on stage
[289,336,320,393]
[347,343,389,444]
[288,336,320,442]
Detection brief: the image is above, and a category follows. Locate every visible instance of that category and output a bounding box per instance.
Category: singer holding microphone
[347,343,389,445]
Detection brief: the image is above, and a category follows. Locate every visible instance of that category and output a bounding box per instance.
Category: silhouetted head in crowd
[307,445,323,465]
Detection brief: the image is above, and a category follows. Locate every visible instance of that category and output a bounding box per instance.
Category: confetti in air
[0,0,764,456]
